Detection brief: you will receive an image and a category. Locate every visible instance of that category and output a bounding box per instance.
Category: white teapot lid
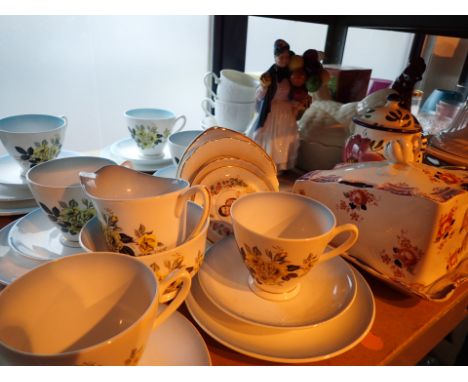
[352,94,422,134]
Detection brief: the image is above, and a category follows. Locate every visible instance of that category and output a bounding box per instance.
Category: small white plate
[0,199,38,217]
[8,208,83,261]
[153,164,177,178]
[198,236,356,329]
[0,184,33,202]
[192,157,276,190]
[177,129,278,190]
[138,309,211,366]
[186,265,375,364]
[0,221,42,285]
[194,165,274,224]
[110,137,173,166]
[0,150,81,190]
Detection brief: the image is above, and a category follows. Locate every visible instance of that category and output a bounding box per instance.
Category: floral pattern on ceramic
[380,230,424,278]
[207,176,255,222]
[209,220,233,237]
[426,187,465,203]
[128,124,171,150]
[14,135,62,168]
[103,209,166,257]
[435,207,457,249]
[447,213,468,271]
[421,168,465,185]
[299,172,342,183]
[208,177,252,196]
[342,134,386,163]
[239,243,318,287]
[40,198,95,236]
[377,182,418,197]
[337,189,379,222]
[148,251,204,296]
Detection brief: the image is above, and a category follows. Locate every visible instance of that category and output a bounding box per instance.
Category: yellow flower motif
[136,233,157,255]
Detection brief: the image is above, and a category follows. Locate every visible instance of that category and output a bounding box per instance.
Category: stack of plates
[186,236,376,363]
[102,137,173,172]
[0,150,78,216]
[0,208,85,285]
[176,127,279,242]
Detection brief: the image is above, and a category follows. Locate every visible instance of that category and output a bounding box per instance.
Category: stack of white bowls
[202,69,258,133]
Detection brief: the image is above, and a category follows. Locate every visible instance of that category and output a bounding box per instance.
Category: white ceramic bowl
[79,201,209,302]
[0,114,67,173]
[168,130,203,165]
[26,156,117,246]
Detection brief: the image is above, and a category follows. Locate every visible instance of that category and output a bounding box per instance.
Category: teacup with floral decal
[80,201,209,303]
[230,192,359,301]
[125,108,186,157]
[0,114,67,175]
[0,252,191,365]
[80,165,210,256]
[26,156,117,247]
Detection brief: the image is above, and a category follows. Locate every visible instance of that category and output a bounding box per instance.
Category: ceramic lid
[300,160,468,204]
[352,94,422,134]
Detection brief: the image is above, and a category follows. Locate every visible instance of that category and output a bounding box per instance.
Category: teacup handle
[172,115,187,134]
[201,98,215,117]
[152,269,191,330]
[203,72,219,99]
[319,223,359,263]
[175,184,211,242]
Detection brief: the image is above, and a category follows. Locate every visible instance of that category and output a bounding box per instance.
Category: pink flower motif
[343,134,385,163]
[350,211,361,221]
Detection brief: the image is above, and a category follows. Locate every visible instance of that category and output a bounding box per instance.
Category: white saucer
[110,137,173,166]
[0,200,38,217]
[186,265,375,363]
[8,208,84,261]
[0,221,42,285]
[198,236,356,329]
[153,164,177,178]
[0,155,29,190]
[0,184,33,202]
[138,308,211,366]
[0,150,81,190]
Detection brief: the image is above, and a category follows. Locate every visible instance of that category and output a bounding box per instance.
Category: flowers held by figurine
[252,39,325,172]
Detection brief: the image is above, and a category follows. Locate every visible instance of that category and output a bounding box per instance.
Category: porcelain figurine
[253,40,322,172]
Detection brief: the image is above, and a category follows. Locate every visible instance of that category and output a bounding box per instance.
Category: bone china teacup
[125,108,186,157]
[0,252,191,365]
[26,156,117,247]
[0,114,67,175]
[80,165,210,256]
[230,192,359,301]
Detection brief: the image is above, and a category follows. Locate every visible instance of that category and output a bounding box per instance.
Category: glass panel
[342,27,414,82]
[0,16,210,155]
[245,16,328,75]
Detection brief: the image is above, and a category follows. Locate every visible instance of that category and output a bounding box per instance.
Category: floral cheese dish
[293,159,468,301]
